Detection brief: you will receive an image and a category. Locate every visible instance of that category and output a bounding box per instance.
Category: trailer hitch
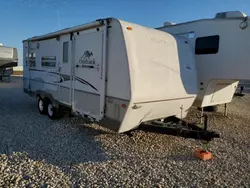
[139,115,220,142]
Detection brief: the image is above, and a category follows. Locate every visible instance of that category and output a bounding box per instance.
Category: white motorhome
[23,18,197,133]
[157,11,250,108]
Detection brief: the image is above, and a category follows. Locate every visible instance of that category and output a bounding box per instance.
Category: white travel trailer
[23,18,198,133]
[157,11,250,108]
[0,45,18,79]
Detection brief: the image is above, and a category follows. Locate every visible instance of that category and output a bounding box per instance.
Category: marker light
[121,104,127,108]
[127,27,133,30]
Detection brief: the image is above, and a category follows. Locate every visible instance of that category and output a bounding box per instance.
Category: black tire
[203,106,218,112]
[47,100,60,119]
[37,98,48,114]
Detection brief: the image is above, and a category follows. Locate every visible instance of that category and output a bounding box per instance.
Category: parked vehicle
[23,18,197,133]
[0,45,18,79]
[157,11,249,108]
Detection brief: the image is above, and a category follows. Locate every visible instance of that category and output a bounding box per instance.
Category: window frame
[63,41,69,63]
[28,52,36,67]
[195,35,220,55]
[41,56,56,67]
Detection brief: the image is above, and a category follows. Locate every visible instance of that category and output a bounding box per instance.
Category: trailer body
[0,45,18,78]
[23,18,197,133]
[158,11,250,107]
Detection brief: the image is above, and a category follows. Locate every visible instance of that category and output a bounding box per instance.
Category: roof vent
[163,21,176,26]
[215,11,247,19]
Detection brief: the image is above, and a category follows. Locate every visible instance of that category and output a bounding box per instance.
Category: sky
[0,0,249,66]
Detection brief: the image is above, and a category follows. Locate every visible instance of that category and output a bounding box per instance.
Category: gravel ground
[0,77,250,187]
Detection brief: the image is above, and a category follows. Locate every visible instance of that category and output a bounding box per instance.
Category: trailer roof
[156,15,249,30]
[23,19,107,42]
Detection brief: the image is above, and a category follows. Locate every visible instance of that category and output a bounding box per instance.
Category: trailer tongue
[139,115,220,141]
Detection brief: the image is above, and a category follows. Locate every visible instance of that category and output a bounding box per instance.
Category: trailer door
[57,35,72,106]
[72,30,104,120]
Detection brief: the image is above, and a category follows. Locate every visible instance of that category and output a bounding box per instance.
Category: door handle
[76,65,79,68]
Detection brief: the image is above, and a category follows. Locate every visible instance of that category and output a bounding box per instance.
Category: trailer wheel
[37,98,48,114]
[47,100,60,119]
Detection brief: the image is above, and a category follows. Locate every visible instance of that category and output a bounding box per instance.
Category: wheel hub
[39,100,44,111]
[48,104,54,116]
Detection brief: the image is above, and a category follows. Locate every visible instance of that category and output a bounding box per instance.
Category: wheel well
[43,97,51,103]
[35,91,59,108]
[36,94,41,99]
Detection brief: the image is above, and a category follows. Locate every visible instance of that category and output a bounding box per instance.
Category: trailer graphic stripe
[24,77,100,95]
[75,76,98,91]
[28,69,98,91]
[135,96,195,104]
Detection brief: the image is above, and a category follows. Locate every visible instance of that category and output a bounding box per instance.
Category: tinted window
[29,53,36,67]
[63,42,69,63]
[195,35,219,55]
[41,56,56,67]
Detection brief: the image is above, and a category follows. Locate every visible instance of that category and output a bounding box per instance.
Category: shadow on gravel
[0,77,109,167]
[167,155,197,162]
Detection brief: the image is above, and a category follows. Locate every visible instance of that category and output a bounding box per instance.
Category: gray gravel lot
[0,77,250,187]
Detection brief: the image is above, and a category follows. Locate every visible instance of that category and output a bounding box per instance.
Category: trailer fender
[35,90,59,108]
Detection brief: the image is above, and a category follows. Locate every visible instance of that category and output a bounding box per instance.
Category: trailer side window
[41,56,56,67]
[29,53,36,67]
[195,35,219,55]
[63,42,69,63]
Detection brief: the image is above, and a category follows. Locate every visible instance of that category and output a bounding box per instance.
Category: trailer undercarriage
[131,115,220,142]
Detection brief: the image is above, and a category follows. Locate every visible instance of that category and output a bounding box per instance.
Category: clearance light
[121,104,127,108]
[126,27,133,30]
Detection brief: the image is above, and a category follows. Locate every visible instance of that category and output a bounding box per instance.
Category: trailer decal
[29,69,98,91]
[78,50,98,69]
[75,76,98,91]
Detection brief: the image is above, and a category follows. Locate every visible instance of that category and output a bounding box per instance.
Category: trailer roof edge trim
[23,18,109,42]
[156,16,249,29]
